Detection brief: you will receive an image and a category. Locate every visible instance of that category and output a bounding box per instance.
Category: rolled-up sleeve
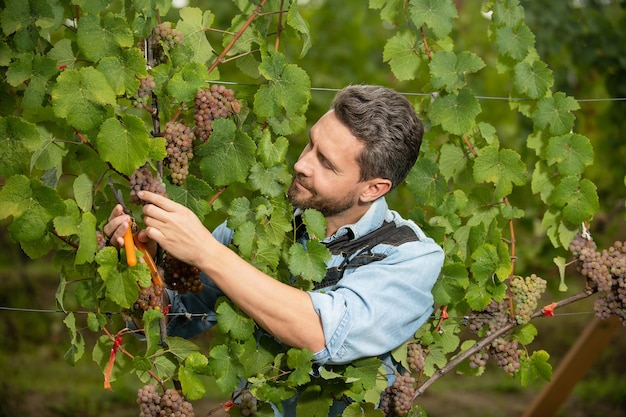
[309,238,443,365]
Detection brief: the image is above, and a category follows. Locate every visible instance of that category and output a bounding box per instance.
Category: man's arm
[138,191,326,352]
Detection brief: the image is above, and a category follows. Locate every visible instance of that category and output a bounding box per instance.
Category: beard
[287,174,357,217]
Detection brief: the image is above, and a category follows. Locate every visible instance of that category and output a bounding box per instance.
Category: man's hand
[103,204,157,257]
[138,191,215,268]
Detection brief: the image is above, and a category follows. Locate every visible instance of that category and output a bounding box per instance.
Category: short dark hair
[332,85,424,189]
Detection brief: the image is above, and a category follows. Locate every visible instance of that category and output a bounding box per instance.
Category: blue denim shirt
[165,197,444,415]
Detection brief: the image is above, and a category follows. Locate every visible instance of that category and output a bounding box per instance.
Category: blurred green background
[1,1,625,416]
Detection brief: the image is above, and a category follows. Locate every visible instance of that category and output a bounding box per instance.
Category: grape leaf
[532,92,580,136]
[431,261,469,305]
[63,313,85,365]
[48,39,77,70]
[208,344,243,393]
[429,88,481,136]
[0,175,65,242]
[382,31,425,81]
[95,247,149,308]
[31,127,68,172]
[288,240,331,283]
[249,163,292,198]
[553,176,599,224]
[73,173,93,212]
[51,67,116,131]
[470,243,498,284]
[430,51,485,92]
[95,114,151,176]
[0,116,42,177]
[405,157,446,207]
[409,0,459,39]
[286,348,314,385]
[370,0,404,25]
[76,14,134,62]
[97,48,146,96]
[167,62,210,103]
[438,142,468,181]
[176,7,215,65]
[179,353,208,400]
[76,211,98,265]
[258,131,289,167]
[165,337,201,362]
[165,175,213,219]
[227,197,252,230]
[473,145,527,199]
[302,208,326,241]
[260,205,292,246]
[492,0,525,27]
[215,298,256,341]
[495,24,535,60]
[545,133,594,176]
[465,282,492,311]
[53,199,80,237]
[295,385,334,417]
[287,2,312,57]
[255,49,311,123]
[198,118,256,187]
[531,161,555,204]
[513,59,553,99]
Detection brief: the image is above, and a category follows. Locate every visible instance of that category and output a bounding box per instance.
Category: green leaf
[63,312,85,365]
[383,31,426,81]
[198,118,256,187]
[176,7,215,65]
[438,142,468,181]
[76,14,134,62]
[531,161,555,204]
[553,256,568,292]
[0,116,41,177]
[208,344,242,393]
[519,350,552,386]
[430,51,485,92]
[95,114,151,176]
[258,131,289,167]
[514,323,538,345]
[473,145,527,198]
[227,197,252,230]
[465,282,492,311]
[492,0,525,27]
[429,88,481,136]
[249,163,291,198]
[167,62,210,103]
[97,48,147,96]
[295,385,333,417]
[302,209,326,241]
[495,24,535,60]
[546,133,594,176]
[165,337,201,362]
[513,59,553,99]
[73,173,93,212]
[423,344,446,376]
[51,67,116,131]
[87,312,108,332]
[165,175,213,219]
[31,127,68,172]
[343,402,384,417]
[553,177,599,224]
[432,261,469,305]
[286,348,314,385]
[287,2,312,57]
[405,157,446,207]
[532,92,580,136]
[409,0,459,39]
[288,240,331,283]
[0,175,65,242]
[53,199,80,237]
[215,298,256,340]
[254,49,311,125]
[470,243,499,284]
[95,247,149,308]
[48,39,77,70]
[76,211,98,265]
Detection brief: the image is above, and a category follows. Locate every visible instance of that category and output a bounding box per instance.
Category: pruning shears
[108,177,164,287]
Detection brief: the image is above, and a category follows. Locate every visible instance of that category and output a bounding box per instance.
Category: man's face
[287,110,365,217]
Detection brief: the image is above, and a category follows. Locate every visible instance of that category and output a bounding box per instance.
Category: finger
[137,191,178,212]
[107,204,124,222]
[103,212,131,240]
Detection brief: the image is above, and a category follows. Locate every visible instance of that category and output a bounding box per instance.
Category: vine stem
[207,0,268,75]
[274,0,285,51]
[414,287,597,398]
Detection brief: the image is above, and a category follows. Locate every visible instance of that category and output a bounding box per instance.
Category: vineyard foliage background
[0,0,625,416]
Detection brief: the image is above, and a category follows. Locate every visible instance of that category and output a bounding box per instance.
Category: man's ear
[360,178,392,203]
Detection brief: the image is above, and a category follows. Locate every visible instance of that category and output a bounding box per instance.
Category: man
[104,85,444,415]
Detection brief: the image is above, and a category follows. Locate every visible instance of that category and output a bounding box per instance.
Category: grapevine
[150,22,184,63]
[137,384,194,417]
[380,372,416,417]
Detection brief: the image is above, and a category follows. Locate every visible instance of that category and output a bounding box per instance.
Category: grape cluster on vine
[466,300,523,375]
[163,253,203,295]
[132,75,156,109]
[150,22,184,63]
[194,84,241,142]
[129,164,167,205]
[237,390,258,416]
[137,384,194,417]
[122,282,164,321]
[164,121,195,185]
[510,274,547,324]
[380,372,416,417]
[570,233,626,324]
[406,343,426,373]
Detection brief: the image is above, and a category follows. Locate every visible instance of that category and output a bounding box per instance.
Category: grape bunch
[469,351,489,369]
[137,384,194,417]
[164,121,195,185]
[406,343,425,373]
[466,299,508,337]
[129,164,167,205]
[150,22,184,63]
[163,253,203,295]
[489,337,522,376]
[238,390,258,416]
[510,274,547,324]
[379,372,416,417]
[122,281,164,321]
[132,75,156,109]
[194,84,242,142]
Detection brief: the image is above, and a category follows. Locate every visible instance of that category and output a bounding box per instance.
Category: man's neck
[324,201,372,238]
